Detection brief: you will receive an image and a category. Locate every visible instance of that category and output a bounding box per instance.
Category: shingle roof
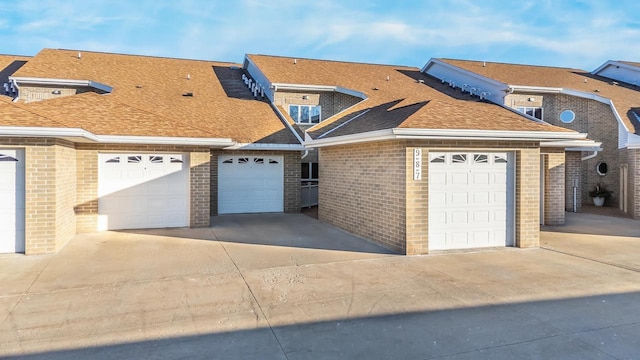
[439,58,640,135]
[247,55,572,139]
[621,61,640,67]
[9,49,298,144]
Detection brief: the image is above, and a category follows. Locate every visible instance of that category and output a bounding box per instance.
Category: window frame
[516,106,543,120]
[301,162,319,181]
[289,104,322,124]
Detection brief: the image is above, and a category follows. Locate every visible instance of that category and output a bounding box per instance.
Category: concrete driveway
[1,213,640,359]
[542,212,640,272]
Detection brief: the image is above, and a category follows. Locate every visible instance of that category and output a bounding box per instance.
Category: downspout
[573,149,599,212]
[301,150,309,159]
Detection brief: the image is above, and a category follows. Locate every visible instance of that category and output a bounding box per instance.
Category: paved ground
[1,213,639,359]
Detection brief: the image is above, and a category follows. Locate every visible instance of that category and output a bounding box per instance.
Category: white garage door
[98,153,189,231]
[0,149,25,253]
[428,152,515,251]
[218,155,284,214]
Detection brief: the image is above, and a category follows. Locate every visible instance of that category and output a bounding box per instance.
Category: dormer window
[517,106,543,120]
[289,105,321,124]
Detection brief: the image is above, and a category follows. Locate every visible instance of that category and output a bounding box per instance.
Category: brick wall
[0,138,77,255]
[319,140,541,254]
[19,85,106,103]
[55,143,77,251]
[516,147,540,248]
[508,93,619,208]
[210,150,300,215]
[541,149,565,225]
[623,148,640,219]
[273,90,362,122]
[565,151,583,212]
[319,141,407,253]
[189,152,211,227]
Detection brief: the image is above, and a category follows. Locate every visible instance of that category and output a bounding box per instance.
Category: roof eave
[305,128,588,148]
[0,126,234,147]
[9,76,113,93]
[271,83,366,99]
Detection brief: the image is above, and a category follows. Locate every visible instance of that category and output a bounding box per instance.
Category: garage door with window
[428,152,515,251]
[98,153,189,231]
[0,149,25,253]
[218,155,284,214]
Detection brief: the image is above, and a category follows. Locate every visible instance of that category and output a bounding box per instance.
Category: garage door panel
[0,149,25,253]
[218,155,284,214]
[429,151,514,251]
[98,153,189,231]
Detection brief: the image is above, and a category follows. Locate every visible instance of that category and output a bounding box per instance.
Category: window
[560,109,575,123]
[517,106,543,120]
[254,157,264,164]
[429,155,445,163]
[301,162,319,180]
[127,155,142,163]
[289,105,321,124]
[452,154,467,163]
[0,153,18,162]
[149,156,163,163]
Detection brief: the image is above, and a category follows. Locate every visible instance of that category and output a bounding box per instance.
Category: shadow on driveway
[6,291,640,360]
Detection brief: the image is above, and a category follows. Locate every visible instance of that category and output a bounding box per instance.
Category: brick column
[190,151,211,227]
[542,151,565,225]
[516,148,540,248]
[405,147,428,255]
[565,151,582,213]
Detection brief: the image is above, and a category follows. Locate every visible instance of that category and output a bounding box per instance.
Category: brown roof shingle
[10,49,298,144]
[247,54,573,139]
[440,58,640,134]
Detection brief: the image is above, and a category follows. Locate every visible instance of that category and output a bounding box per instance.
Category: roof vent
[186,74,191,80]
[135,84,143,89]
[182,92,194,97]
[51,90,61,95]
[594,89,600,92]
[293,59,297,64]
[610,81,619,86]
[77,52,82,59]
[417,79,424,84]
[584,78,588,83]
[482,61,486,67]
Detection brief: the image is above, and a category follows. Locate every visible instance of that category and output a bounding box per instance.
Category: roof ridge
[41,48,238,65]
[248,53,416,69]
[439,58,586,72]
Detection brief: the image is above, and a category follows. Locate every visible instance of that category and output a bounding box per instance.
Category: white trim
[244,56,275,101]
[223,143,305,151]
[421,58,508,88]
[305,128,588,148]
[541,139,602,149]
[271,82,366,99]
[0,126,235,146]
[269,103,305,144]
[307,98,369,132]
[592,60,639,76]
[10,76,113,93]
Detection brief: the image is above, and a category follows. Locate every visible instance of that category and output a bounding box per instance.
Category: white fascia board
[271,83,366,99]
[224,143,305,151]
[421,58,508,88]
[509,85,563,93]
[305,128,588,148]
[0,126,235,147]
[10,76,113,93]
[244,56,275,101]
[541,139,602,149]
[591,60,639,75]
[306,98,369,133]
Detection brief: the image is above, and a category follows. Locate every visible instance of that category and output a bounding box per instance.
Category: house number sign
[413,148,422,180]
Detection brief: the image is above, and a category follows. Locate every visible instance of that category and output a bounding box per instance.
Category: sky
[0,0,639,70]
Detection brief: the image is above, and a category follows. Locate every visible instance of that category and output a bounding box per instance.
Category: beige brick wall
[210,150,300,215]
[506,94,544,108]
[274,90,362,122]
[565,151,583,212]
[541,150,565,225]
[19,85,106,103]
[320,140,541,254]
[319,141,407,253]
[75,144,212,232]
[509,93,619,207]
[622,148,640,219]
[0,138,77,255]
[516,147,540,248]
